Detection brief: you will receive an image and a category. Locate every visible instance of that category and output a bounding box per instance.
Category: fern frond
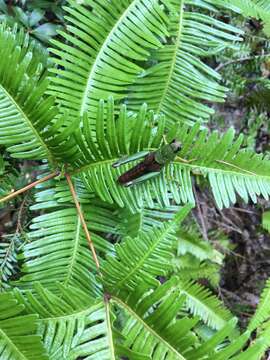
[0,24,58,161]
[48,0,170,121]
[256,0,270,11]
[0,233,21,290]
[172,225,223,286]
[169,123,270,209]
[66,99,270,210]
[230,339,267,360]
[48,0,243,127]
[248,278,270,332]
[104,224,232,332]
[65,99,195,212]
[117,202,183,238]
[13,283,115,360]
[176,228,223,264]
[178,280,233,330]
[127,0,243,126]
[14,175,114,293]
[185,318,238,360]
[0,291,47,359]
[0,155,18,201]
[174,255,221,287]
[115,276,237,358]
[208,331,251,360]
[102,205,192,294]
[223,0,270,36]
[12,281,269,359]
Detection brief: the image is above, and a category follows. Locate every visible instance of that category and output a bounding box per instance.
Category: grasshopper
[113,139,257,187]
[112,139,186,187]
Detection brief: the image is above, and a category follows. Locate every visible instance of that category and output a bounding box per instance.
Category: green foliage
[0,0,64,44]
[0,291,48,359]
[223,0,270,36]
[0,1,270,359]
[13,284,115,360]
[102,205,192,293]
[0,233,21,291]
[39,96,270,211]
[176,226,223,264]
[173,226,223,286]
[248,278,270,331]
[7,278,270,360]
[262,211,270,232]
[14,176,114,294]
[0,23,57,160]
[48,0,242,126]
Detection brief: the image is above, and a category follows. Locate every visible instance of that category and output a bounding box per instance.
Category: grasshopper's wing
[123,171,160,187]
[112,151,149,168]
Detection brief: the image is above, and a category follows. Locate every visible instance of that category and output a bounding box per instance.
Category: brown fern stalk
[0,171,60,204]
[65,172,100,271]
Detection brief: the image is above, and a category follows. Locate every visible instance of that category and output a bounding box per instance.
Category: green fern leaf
[169,123,270,209]
[178,280,233,330]
[0,291,48,359]
[127,0,243,126]
[174,255,221,287]
[185,318,238,360]
[117,203,183,238]
[256,0,270,10]
[0,233,21,290]
[66,99,194,212]
[208,331,250,360]
[230,340,266,360]
[13,284,116,360]
[48,0,243,127]
[0,24,57,161]
[222,0,270,36]
[10,281,265,360]
[48,0,170,121]
[114,276,236,358]
[14,175,114,293]
[102,205,192,294]
[0,155,18,201]
[67,100,270,210]
[248,278,270,332]
[262,211,270,233]
[176,228,223,264]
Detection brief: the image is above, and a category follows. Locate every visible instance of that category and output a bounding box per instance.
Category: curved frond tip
[0,24,58,161]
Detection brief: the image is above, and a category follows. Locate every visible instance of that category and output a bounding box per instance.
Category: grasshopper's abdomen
[117,152,162,185]
[118,162,148,184]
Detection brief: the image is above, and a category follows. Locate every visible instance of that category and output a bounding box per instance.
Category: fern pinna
[1,1,270,359]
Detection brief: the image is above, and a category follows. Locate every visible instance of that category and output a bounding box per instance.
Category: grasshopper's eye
[170,139,181,152]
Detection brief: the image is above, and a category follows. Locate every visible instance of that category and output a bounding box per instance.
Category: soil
[194,188,270,325]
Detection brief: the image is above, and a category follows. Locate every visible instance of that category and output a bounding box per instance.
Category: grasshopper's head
[170,139,182,153]
[154,139,182,165]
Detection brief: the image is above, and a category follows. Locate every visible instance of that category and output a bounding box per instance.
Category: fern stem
[0,171,60,204]
[65,172,100,271]
[156,0,184,115]
[215,53,270,71]
[15,195,28,234]
[215,160,257,176]
[193,184,208,242]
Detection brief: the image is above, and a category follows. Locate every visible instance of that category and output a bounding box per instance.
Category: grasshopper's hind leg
[176,156,196,164]
[123,172,160,187]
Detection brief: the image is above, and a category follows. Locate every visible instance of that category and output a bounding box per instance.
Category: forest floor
[194,189,270,329]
